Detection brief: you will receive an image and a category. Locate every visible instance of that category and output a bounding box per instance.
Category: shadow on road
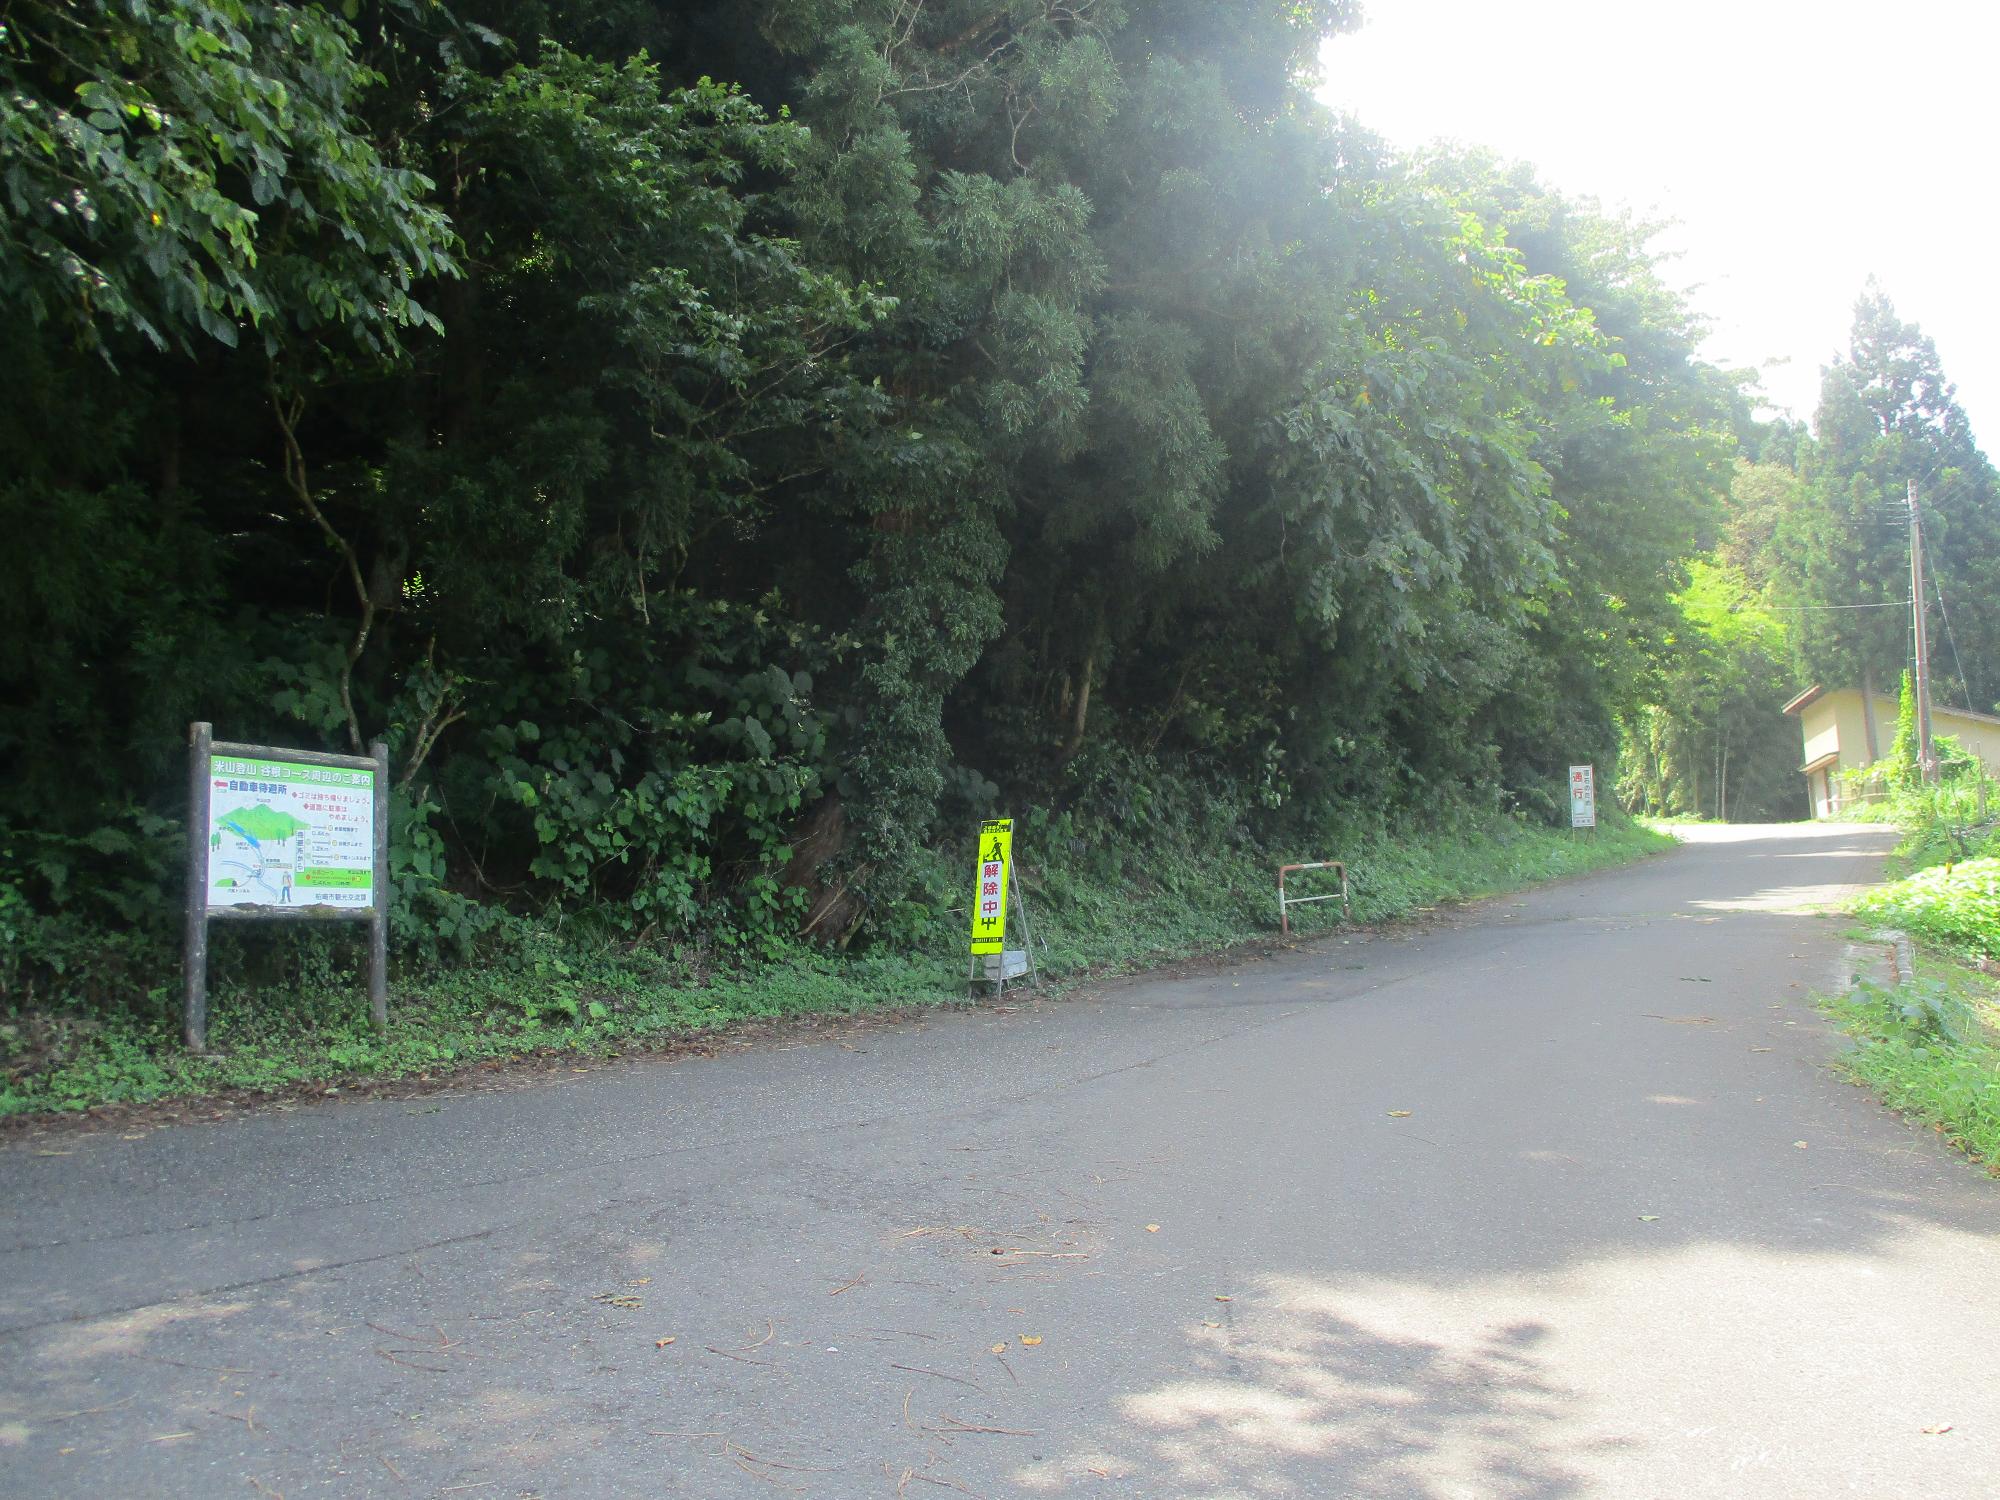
[8,822,1999,1498]
[1015,1280,1597,1498]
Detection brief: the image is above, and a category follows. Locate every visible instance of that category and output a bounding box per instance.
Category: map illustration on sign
[205,755,375,909]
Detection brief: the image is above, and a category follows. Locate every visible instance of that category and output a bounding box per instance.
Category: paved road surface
[4,822,1997,1498]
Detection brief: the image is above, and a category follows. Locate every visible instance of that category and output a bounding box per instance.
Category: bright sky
[1319,0,2000,445]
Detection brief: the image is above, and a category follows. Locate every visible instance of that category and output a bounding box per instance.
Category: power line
[1929,568,1977,710]
[1856,464,1987,527]
[1763,599,1912,612]
[1907,476,1985,710]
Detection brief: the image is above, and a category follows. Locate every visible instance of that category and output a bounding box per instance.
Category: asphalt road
[4,821,1997,1499]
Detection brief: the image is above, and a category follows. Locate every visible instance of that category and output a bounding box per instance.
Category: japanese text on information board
[206,756,376,909]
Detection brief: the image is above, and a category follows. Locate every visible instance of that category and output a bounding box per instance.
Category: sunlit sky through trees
[1321,0,2000,443]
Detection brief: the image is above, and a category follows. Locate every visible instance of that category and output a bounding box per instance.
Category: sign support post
[370,737,390,1031]
[184,721,214,1051]
[184,722,391,1051]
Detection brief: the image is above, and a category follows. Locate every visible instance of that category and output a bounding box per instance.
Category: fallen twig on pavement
[890,1363,981,1390]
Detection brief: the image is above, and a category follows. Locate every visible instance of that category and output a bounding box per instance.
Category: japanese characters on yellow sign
[969,818,1013,954]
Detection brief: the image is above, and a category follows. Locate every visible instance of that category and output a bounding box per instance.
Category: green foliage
[1827,974,2000,1171]
[1853,857,2000,959]
[1888,670,1922,788]
[469,609,834,943]
[1835,748,1992,853]
[1778,285,2000,713]
[0,0,455,355]
[1618,551,1805,822]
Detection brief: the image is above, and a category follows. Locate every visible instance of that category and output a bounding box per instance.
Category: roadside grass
[1824,959,2000,1171]
[1,812,1670,1119]
[1823,774,2000,1170]
[1851,858,2000,960]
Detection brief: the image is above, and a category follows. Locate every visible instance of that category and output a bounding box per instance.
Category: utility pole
[1910,478,1937,782]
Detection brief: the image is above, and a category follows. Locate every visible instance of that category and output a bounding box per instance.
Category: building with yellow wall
[1783,684,2000,817]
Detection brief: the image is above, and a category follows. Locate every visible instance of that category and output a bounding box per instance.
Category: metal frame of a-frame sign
[184,721,390,1051]
[967,818,1039,999]
[968,885,1039,997]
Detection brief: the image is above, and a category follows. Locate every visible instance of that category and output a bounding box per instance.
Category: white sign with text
[1569,764,1597,828]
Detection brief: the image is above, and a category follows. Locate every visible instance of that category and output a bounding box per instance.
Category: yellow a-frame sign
[969,818,1013,955]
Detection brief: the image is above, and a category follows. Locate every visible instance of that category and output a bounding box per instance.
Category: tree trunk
[1060,649,1094,760]
[781,796,869,947]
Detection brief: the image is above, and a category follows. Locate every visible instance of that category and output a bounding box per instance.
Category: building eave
[1781,684,1825,716]
[1938,703,2000,730]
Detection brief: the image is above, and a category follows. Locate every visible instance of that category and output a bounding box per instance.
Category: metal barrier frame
[1278,860,1349,936]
